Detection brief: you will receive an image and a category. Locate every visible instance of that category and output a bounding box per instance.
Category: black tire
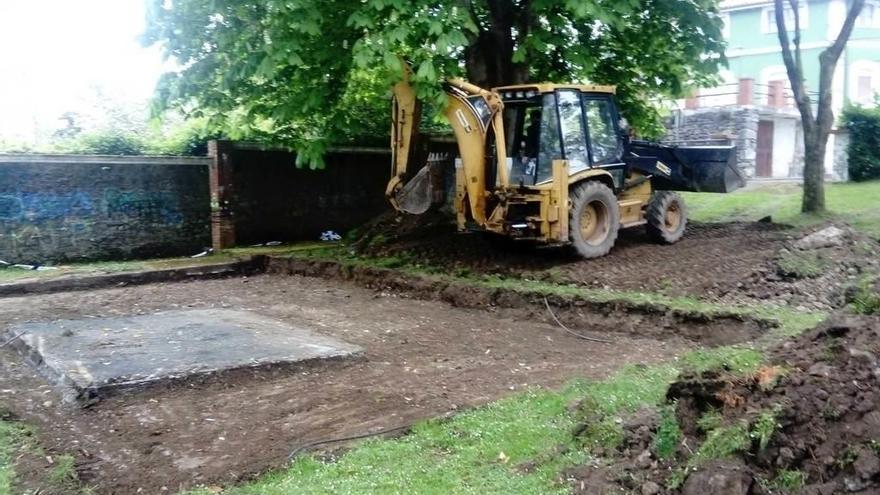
[646,191,687,244]
[569,181,620,259]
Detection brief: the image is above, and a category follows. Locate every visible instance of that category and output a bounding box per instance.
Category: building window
[762,3,809,34]
[850,60,880,106]
[857,1,880,28]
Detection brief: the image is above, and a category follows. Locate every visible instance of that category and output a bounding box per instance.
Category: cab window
[557,90,589,174]
[583,96,622,165]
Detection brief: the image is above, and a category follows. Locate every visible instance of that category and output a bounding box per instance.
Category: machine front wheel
[646,191,687,244]
[568,181,620,259]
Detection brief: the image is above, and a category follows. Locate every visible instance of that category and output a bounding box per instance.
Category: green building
[669,0,880,180]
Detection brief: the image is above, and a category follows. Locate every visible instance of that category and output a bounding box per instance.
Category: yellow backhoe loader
[386,77,745,258]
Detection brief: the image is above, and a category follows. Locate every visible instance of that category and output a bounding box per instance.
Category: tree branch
[827,0,865,60]
[775,0,812,124]
[816,0,865,134]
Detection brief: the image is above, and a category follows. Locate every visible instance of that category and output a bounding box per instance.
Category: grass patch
[776,252,828,279]
[682,180,880,238]
[0,416,33,494]
[679,346,764,375]
[653,407,682,460]
[49,453,78,487]
[750,406,782,451]
[691,422,751,463]
[0,242,333,285]
[773,469,807,492]
[850,276,880,315]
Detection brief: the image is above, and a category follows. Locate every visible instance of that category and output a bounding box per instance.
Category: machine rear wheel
[568,181,620,259]
[646,191,687,244]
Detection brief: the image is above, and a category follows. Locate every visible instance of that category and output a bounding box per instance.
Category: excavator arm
[386,75,506,223]
[385,77,428,214]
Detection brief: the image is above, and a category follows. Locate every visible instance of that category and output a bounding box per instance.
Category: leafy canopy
[144,0,727,168]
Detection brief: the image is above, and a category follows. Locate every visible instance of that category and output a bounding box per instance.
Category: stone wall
[664,107,760,178]
[665,107,855,182]
[831,131,850,182]
[0,154,211,263]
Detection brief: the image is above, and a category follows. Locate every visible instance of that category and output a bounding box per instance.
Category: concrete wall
[664,107,759,178]
[208,141,391,247]
[0,154,211,263]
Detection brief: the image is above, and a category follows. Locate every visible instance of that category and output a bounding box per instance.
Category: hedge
[842,104,880,182]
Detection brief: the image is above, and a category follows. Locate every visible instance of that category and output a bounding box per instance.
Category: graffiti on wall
[0,189,186,260]
[0,190,183,224]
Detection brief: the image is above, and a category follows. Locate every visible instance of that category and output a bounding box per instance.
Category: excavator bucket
[393,164,434,215]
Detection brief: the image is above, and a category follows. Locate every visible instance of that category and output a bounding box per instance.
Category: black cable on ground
[542,297,613,344]
[288,423,414,461]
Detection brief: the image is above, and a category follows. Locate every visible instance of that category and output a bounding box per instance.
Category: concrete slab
[4,309,361,405]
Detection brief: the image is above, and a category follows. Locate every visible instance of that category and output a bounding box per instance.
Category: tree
[774,0,864,213]
[143,0,727,167]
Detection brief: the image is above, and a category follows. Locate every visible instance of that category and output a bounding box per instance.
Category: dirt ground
[362,218,879,311]
[3,220,876,493]
[1,274,694,494]
[567,314,880,495]
[361,218,790,295]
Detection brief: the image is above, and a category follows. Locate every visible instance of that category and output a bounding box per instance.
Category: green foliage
[750,406,781,451]
[49,454,78,487]
[56,129,146,156]
[0,416,33,493]
[143,0,728,164]
[697,409,724,433]
[850,276,880,315]
[776,252,828,279]
[680,346,764,375]
[771,469,807,492]
[842,103,880,182]
[691,422,750,462]
[653,406,682,460]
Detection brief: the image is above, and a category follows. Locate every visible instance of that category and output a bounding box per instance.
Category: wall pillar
[208,140,236,250]
[737,78,754,106]
[768,80,786,108]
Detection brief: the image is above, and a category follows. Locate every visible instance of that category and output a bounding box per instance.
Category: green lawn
[682,180,880,238]
[182,345,774,495]
[0,243,326,284]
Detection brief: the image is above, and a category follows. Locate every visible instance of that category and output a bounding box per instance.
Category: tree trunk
[774,0,864,214]
[463,0,529,88]
[802,130,827,212]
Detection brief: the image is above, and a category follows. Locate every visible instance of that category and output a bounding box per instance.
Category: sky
[0,0,169,142]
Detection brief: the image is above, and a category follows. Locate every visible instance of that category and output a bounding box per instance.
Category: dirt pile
[717,224,880,311]
[568,314,880,494]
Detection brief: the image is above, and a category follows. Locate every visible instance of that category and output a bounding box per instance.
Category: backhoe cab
[387,78,745,259]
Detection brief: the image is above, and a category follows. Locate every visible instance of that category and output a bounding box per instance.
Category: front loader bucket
[625,142,746,193]
[393,165,434,215]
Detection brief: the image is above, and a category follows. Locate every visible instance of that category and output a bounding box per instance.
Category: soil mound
[568,314,880,494]
[718,224,880,311]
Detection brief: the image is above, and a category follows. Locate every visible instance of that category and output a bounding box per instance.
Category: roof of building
[720,0,773,10]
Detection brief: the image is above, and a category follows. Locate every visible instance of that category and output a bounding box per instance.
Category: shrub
[842,104,880,182]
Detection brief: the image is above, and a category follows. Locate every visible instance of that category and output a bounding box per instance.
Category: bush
[842,104,880,182]
[58,130,146,155]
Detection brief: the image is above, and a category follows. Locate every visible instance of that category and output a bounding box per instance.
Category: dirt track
[364,220,790,298]
[1,274,695,494]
